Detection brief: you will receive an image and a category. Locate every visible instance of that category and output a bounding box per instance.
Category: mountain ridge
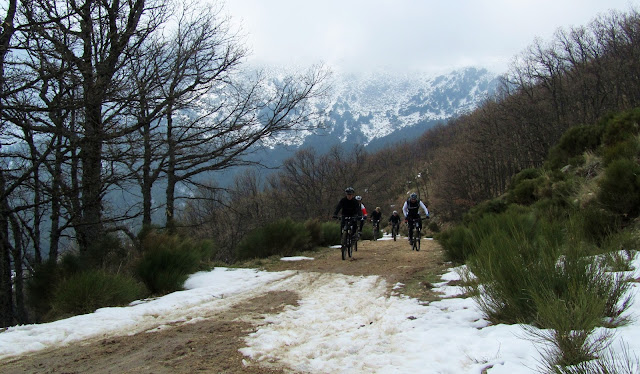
[258,66,500,158]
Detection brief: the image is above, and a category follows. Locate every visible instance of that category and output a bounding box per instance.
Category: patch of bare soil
[0,237,449,374]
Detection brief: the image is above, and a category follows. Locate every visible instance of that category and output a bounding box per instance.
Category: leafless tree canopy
[0,0,328,326]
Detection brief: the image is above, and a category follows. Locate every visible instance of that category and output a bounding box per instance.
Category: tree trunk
[0,172,15,327]
[165,105,176,233]
[77,105,104,251]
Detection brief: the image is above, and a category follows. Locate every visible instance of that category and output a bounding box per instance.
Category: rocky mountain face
[261,66,501,158]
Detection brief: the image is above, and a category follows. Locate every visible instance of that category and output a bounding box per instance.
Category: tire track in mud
[0,237,445,373]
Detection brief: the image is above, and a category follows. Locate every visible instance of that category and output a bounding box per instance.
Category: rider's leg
[341,218,347,246]
[408,220,413,243]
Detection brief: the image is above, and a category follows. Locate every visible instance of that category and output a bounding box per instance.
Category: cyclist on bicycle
[402,192,429,245]
[371,206,382,230]
[371,207,382,222]
[333,187,363,245]
[388,210,401,227]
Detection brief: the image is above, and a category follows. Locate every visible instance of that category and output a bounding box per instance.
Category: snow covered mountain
[261,66,500,156]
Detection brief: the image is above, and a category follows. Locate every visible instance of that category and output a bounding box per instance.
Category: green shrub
[577,204,621,247]
[304,219,324,246]
[507,168,544,205]
[137,246,200,294]
[602,137,639,166]
[50,270,145,318]
[601,231,640,265]
[464,207,632,329]
[546,124,604,169]
[136,232,215,294]
[436,225,476,263]
[597,158,640,217]
[462,198,508,224]
[465,210,564,324]
[234,218,313,261]
[601,108,640,147]
[525,249,633,371]
[320,221,342,246]
[26,262,60,320]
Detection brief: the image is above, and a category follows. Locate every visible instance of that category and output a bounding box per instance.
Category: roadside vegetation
[4,3,640,373]
[437,109,640,372]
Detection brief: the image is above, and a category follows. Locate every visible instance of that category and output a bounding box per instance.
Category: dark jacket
[389,214,401,224]
[333,197,362,218]
[371,210,382,221]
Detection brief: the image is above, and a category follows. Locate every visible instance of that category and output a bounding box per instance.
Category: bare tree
[162,65,330,231]
[16,0,168,251]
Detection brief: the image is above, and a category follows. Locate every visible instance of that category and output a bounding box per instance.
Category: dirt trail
[0,237,447,374]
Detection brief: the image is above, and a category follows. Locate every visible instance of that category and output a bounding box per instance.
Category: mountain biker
[388,210,401,227]
[402,193,429,245]
[371,206,382,232]
[371,206,382,221]
[355,195,367,235]
[333,187,363,245]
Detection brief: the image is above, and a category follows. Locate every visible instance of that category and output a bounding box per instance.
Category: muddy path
[0,237,449,374]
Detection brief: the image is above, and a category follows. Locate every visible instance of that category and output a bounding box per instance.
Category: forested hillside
[184,7,640,258]
[2,1,640,335]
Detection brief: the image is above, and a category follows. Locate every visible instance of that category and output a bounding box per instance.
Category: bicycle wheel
[392,225,397,241]
[416,228,421,251]
[341,231,348,260]
[350,239,354,257]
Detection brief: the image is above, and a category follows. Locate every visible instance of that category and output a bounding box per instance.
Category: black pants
[341,217,359,240]
[407,217,422,239]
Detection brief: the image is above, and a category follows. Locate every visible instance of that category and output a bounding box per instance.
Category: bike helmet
[393,210,398,214]
[410,192,418,200]
[345,187,355,194]
[355,195,362,201]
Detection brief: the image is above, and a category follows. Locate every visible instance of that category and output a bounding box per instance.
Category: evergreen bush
[465,208,632,330]
[597,158,640,217]
[601,108,640,146]
[234,218,313,261]
[546,124,604,169]
[50,270,145,318]
[462,198,508,224]
[304,219,323,246]
[436,225,476,263]
[320,221,342,246]
[25,262,60,321]
[577,204,621,247]
[507,168,543,205]
[136,232,215,294]
[602,137,639,166]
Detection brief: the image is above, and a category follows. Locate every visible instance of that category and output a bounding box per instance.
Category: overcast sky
[224,0,639,75]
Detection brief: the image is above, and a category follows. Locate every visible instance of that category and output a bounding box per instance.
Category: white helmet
[355,195,362,201]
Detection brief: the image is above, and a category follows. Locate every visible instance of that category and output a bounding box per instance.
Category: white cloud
[223,0,639,74]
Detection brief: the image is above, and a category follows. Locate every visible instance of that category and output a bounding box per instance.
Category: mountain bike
[339,216,358,260]
[408,218,424,251]
[391,222,399,241]
[372,219,380,241]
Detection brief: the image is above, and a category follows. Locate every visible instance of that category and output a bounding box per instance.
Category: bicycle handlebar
[336,216,364,221]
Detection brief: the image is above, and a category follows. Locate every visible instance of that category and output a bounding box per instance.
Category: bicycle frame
[340,216,359,260]
[372,220,380,240]
[391,222,399,241]
[407,217,423,251]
